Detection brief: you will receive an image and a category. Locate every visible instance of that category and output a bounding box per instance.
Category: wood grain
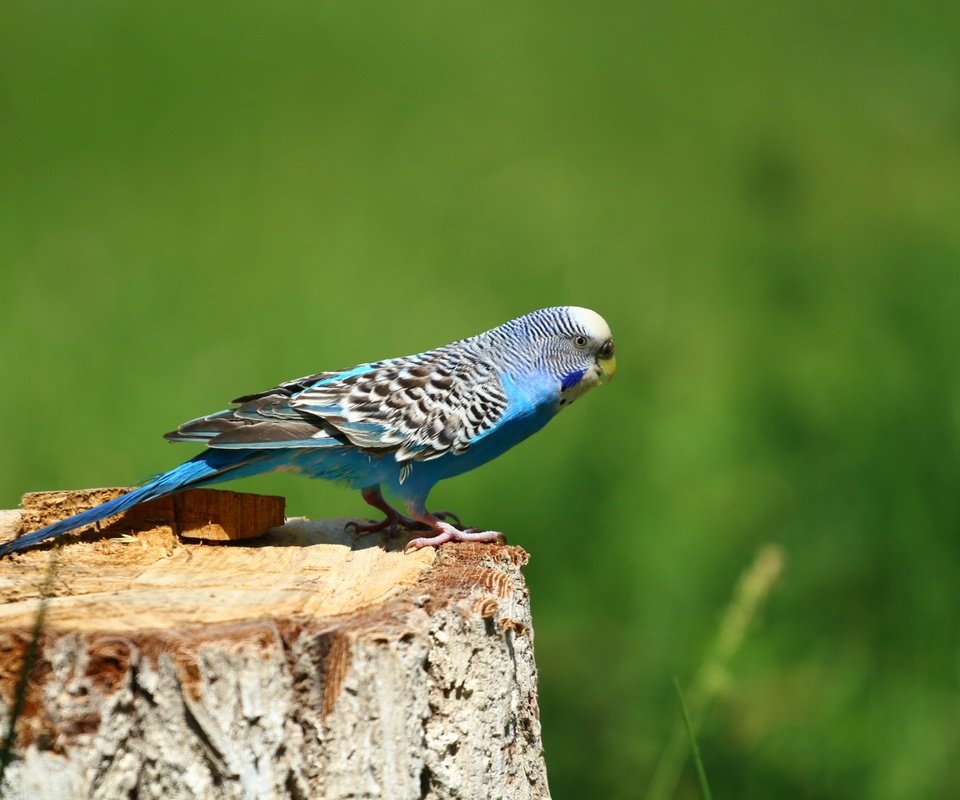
[0,490,550,799]
[17,487,285,543]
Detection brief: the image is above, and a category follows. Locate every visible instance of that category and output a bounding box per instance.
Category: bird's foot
[351,486,426,538]
[346,511,421,539]
[430,510,463,527]
[405,521,505,551]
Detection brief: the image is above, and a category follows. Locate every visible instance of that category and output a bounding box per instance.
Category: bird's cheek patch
[561,369,586,391]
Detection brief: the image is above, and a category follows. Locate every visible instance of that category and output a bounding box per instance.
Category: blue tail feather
[0,449,260,558]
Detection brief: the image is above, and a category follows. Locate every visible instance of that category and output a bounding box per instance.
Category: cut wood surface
[17,487,285,543]
[0,489,550,800]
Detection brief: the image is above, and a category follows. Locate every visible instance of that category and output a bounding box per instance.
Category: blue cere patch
[561,369,586,391]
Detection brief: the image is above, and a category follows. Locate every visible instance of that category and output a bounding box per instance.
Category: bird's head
[522,306,616,407]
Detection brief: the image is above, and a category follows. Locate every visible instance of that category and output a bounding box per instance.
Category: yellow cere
[599,352,617,383]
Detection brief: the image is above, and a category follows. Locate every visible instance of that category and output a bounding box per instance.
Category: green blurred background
[3,2,960,797]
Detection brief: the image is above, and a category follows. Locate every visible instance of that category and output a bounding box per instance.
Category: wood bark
[0,490,550,800]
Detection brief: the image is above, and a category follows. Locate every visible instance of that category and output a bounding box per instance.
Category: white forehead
[567,307,612,340]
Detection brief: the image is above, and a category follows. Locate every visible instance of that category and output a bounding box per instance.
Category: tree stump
[0,490,550,800]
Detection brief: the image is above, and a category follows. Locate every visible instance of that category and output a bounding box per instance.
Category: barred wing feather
[292,348,509,461]
[165,349,509,461]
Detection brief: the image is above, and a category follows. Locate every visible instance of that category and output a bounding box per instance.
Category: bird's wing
[164,369,353,448]
[291,347,510,461]
[165,349,511,461]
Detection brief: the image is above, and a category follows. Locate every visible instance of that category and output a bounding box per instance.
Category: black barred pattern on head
[166,307,606,463]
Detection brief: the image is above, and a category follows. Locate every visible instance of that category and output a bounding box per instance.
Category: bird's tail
[0,449,263,558]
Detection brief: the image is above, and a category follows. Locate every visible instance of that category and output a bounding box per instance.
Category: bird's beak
[598,353,617,383]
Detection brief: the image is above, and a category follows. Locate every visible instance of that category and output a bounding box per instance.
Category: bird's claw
[347,512,425,539]
[463,527,507,544]
[405,521,505,552]
[346,518,391,536]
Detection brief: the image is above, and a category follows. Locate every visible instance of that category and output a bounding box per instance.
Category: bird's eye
[574,335,588,348]
[599,340,615,359]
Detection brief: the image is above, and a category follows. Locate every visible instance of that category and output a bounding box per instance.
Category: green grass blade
[674,677,714,800]
[646,545,783,800]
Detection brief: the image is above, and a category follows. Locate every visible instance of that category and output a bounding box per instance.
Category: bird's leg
[404,510,505,551]
[347,486,421,538]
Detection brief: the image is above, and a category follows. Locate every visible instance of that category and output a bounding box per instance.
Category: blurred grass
[2,1,960,797]
[672,677,714,800]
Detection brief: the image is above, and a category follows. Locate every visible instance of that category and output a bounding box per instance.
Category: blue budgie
[1,307,615,557]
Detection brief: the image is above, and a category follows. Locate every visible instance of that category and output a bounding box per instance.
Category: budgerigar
[0,307,615,557]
